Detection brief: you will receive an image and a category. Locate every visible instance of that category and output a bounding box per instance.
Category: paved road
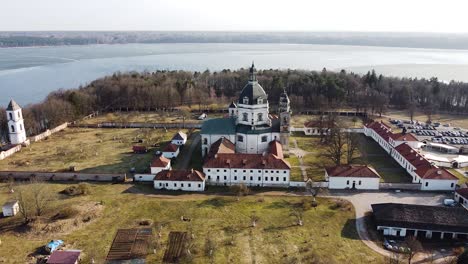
[326,191,449,259]
[176,132,201,170]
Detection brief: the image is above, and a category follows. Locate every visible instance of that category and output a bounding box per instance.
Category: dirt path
[176,132,200,170]
[289,139,308,181]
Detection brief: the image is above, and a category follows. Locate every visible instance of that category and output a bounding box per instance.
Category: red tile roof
[390,133,419,142]
[47,251,81,264]
[366,121,393,142]
[456,188,468,199]
[151,155,171,168]
[268,140,283,159]
[208,137,236,158]
[204,153,291,170]
[326,165,381,178]
[155,170,205,182]
[394,143,458,180]
[163,143,179,153]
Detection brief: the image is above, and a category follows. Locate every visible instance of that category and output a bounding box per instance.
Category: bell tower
[6,99,27,145]
[278,89,291,151]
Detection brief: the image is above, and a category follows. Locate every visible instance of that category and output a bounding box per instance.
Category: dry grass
[0,128,189,173]
[0,183,385,264]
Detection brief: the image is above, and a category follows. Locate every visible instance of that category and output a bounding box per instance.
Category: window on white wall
[8,113,12,120]
[242,113,248,121]
[237,135,244,142]
[243,97,249,104]
[261,136,268,142]
[258,113,263,121]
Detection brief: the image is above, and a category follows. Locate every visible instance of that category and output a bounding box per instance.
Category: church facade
[200,63,291,157]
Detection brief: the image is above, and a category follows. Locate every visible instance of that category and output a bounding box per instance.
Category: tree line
[2,68,468,142]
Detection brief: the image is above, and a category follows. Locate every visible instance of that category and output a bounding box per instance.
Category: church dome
[238,63,268,105]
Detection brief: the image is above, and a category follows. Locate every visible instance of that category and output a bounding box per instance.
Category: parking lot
[390,119,468,146]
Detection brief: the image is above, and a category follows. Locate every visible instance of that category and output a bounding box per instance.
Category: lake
[1,43,468,106]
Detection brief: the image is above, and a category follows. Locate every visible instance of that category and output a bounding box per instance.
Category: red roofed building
[325,165,381,190]
[303,120,336,136]
[162,143,180,159]
[150,155,171,174]
[154,169,205,191]
[391,143,458,190]
[389,132,423,149]
[268,140,284,159]
[47,250,81,264]
[203,150,291,187]
[455,188,468,208]
[364,121,394,153]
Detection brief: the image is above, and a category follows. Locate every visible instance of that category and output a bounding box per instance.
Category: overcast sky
[1,0,467,32]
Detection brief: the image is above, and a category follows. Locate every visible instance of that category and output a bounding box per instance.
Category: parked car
[443,199,456,207]
[45,240,64,253]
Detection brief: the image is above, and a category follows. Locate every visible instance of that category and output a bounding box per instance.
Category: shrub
[52,207,79,220]
[77,183,91,195]
[61,183,91,196]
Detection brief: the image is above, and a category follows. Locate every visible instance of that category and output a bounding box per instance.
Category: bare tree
[405,236,423,264]
[14,179,54,222]
[345,132,359,164]
[323,127,345,166]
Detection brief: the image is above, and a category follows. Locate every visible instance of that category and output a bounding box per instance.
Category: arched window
[242,113,248,122]
[258,98,263,104]
[17,112,21,118]
[20,124,23,131]
[11,125,15,133]
[203,138,208,145]
[8,113,12,120]
[237,135,244,142]
[258,113,263,121]
[243,97,249,104]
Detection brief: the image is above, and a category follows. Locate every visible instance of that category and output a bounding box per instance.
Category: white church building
[6,100,28,145]
[200,63,291,157]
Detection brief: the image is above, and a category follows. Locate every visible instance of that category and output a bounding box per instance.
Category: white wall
[421,179,457,191]
[454,192,468,208]
[203,167,290,187]
[2,203,19,217]
[154,180,205,191]
[327,176,380,190]
[171,138,187,146]
[150,163,171,174]
[134,174,156,182]
[163,148,179,159]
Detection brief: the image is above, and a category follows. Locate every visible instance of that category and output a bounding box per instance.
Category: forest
[1,67,468,141]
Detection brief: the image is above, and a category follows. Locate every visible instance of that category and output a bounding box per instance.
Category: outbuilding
[325,164,381,190]
[2,200,19,217]
[162,143,180,159]
[171,131,188,146]
[372,203,468,240]
[154,169,205,192]
[150,155,171,174]
[455,188,468,208]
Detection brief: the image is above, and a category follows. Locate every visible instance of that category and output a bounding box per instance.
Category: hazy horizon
[1,0,468,33]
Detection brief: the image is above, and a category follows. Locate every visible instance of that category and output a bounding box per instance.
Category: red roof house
[47,250,81,264]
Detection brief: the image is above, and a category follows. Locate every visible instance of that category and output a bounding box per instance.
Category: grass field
[289,133,410,183]
[291,115,364,128]
[79,111,225,125]
[0,128,190,174]
[0,183,385,264]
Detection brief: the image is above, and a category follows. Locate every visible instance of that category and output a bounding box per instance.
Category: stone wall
[0,171,126,182]
[0,145,22,160]
[29,122,69,142]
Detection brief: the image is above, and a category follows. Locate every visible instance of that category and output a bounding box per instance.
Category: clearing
[0,183,385,264]
[0,128,192,174]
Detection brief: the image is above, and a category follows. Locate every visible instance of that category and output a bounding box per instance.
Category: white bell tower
[6,99,27,145]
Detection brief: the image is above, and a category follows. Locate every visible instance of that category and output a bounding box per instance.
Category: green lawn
[0,128,188,174]
[0,183,385,264]
[285,155,300,167]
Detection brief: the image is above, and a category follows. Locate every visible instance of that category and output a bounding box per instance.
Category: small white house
[154,169,205,192]
[171,131,187,146]
[150,155,171,174]
[162,143,180,159]
[325,165,381,190]
[303,120,334,136]
[455,188,468,208]
[2,200,19,217]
